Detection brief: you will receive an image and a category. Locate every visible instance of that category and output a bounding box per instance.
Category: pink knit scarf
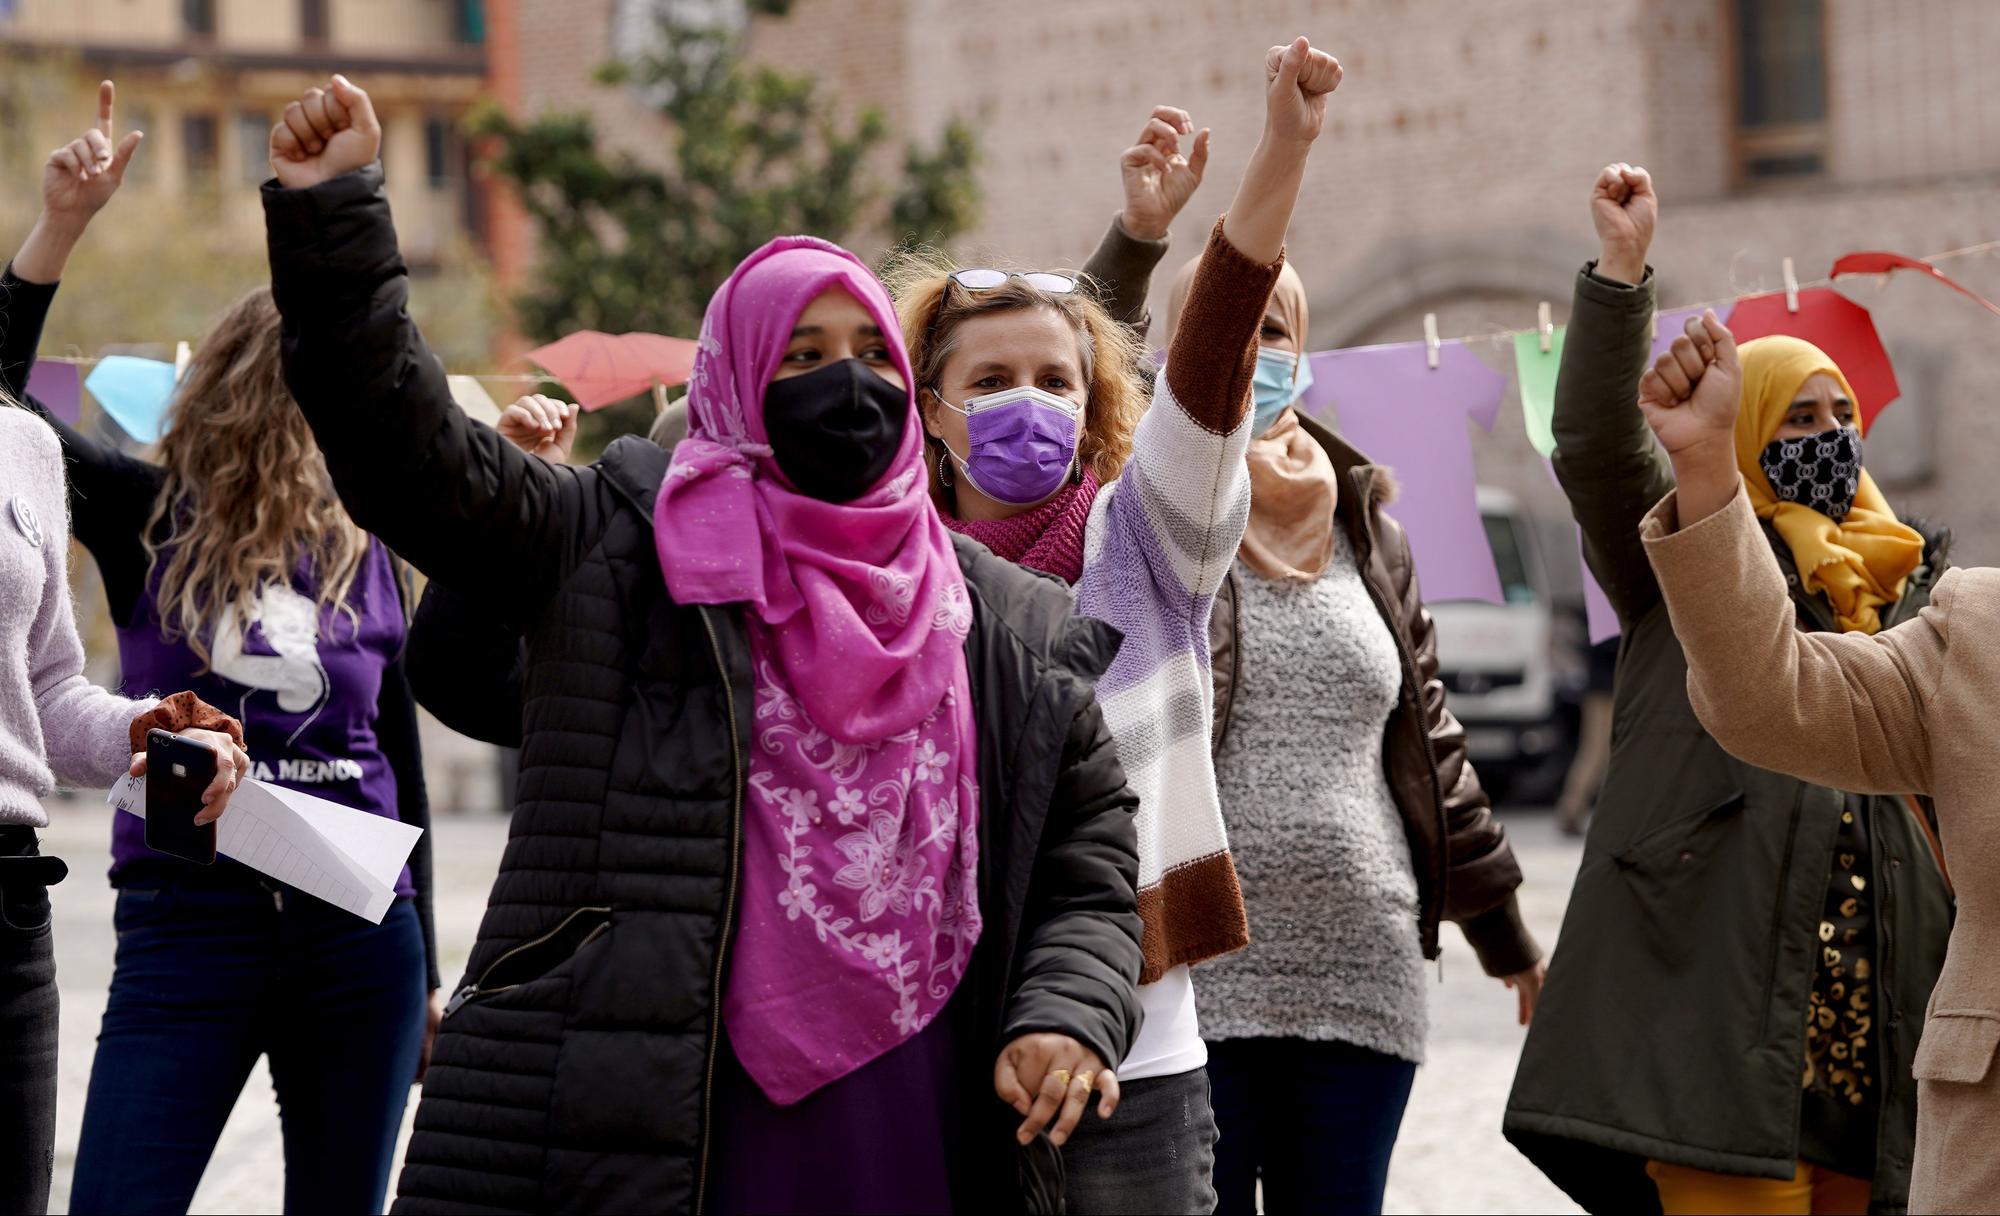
[940,469,1101,585]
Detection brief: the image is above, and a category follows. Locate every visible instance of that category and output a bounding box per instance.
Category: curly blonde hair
[144,288,367,669]
[881,250,1147,497]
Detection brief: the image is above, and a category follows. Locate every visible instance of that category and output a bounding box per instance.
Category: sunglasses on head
[945,268,1080,295]
[931,269,1081,338]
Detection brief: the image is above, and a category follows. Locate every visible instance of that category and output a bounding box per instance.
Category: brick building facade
[490,0,2000,564]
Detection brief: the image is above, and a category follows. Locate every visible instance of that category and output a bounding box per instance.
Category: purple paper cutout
[25,361,80,425]
[1649,303,1733,362]
[1538,459,1624,643]
[1303,340,1507,605]
[1578,529,1621,644]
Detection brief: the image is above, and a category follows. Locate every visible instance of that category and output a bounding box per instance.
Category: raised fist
[1261,36,1343,147]
[269,74,381,190]
[1119,105,1209,242]
[42,81,143,224]
[1591,162,1656,285]
[1638,310,1741,458]
[496,393,579,464]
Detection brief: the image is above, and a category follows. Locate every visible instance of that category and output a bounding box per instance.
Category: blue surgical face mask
[1251,346,1313,436]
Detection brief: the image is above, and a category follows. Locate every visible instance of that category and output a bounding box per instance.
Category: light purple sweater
[0,405,153,826]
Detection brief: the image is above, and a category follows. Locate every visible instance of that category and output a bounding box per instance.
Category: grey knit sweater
[1198,535,1428,1063]
[0,405,152,826]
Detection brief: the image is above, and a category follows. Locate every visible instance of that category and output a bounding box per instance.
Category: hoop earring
[937,448,954,489]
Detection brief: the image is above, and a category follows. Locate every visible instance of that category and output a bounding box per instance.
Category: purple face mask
[933,385,1082,506]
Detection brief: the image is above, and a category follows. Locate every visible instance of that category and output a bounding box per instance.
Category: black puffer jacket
[264,166,1145,1215]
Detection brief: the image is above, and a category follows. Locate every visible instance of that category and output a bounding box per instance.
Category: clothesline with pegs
[1412,235,2000,365]
[27,236,2000,383]
[32,351,556,390]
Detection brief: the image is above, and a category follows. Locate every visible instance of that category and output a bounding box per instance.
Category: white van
[1426,487,1584,804]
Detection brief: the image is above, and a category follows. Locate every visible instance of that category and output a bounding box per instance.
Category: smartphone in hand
[145,728,218,865]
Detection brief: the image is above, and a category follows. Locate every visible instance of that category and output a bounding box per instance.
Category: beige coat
[1643,485,2000,1215]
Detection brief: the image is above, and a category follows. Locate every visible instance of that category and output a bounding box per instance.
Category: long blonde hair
[144,288,367,668]
[881,250,1147,496]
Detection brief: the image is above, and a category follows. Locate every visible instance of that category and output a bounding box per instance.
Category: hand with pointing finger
[270,74,382,190]
[40,81,142,227]
[1119,104,1210,242]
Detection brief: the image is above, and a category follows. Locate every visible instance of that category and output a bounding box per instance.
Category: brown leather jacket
[1208,412,1540,976]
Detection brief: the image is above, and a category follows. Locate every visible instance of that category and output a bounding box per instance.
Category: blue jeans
[1207,1037,1418,1216]
[1059,1065,1219,1214]
[69,879,426,1215]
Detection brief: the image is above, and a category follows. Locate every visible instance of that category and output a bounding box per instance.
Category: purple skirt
[709,1005,961,1214]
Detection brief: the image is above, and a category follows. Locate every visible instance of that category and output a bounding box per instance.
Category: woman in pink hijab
[260,74,1144,1215]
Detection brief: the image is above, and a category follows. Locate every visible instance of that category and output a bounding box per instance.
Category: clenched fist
[496,393,579,464]
[1591,162,1656,285]
[1638,310,1741,457]
[1261,36,1344,147]
[269,74,381,190]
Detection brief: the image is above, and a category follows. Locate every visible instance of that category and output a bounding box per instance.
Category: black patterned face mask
[1758,426,1863,521]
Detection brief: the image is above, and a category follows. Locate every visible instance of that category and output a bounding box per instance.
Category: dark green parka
[1502,266,1953,1215]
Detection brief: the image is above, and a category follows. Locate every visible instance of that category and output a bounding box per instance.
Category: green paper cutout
[1512,326,1567,457]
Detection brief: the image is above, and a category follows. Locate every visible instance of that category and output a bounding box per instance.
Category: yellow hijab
[1733,336,1923,634]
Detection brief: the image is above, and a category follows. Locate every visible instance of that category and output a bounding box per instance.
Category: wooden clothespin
[1537,302,1554,353]
[1422,312,1440,369]
[1783,256,1800,313]
[172,340,191,383]
[652,381,669,414]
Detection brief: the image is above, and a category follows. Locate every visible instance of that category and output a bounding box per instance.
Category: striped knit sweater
[1076,219,1277,983]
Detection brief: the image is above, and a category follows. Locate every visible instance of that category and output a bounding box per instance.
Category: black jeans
[0,825,65,1216]
[1208,1036,1418,1216]
[1059,1065,1218,1214]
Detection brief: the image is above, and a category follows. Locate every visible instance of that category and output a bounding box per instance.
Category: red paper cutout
[525,330,700,411]
[1832,251,2000,318]
[1726,288,1900,433]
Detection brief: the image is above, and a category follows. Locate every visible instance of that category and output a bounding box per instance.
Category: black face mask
[1759,425,1863,521]
[761,358,908,502]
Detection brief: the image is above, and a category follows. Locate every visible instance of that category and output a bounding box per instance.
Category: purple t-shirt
[111,538,411,896]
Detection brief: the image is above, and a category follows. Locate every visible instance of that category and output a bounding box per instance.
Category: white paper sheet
[108,775,421,924]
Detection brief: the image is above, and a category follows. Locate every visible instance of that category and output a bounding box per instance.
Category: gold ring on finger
[1074,1071,1096,1092]
[1051,1069,1071,1088]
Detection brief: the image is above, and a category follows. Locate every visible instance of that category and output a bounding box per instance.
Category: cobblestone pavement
[41,798,1583,1213]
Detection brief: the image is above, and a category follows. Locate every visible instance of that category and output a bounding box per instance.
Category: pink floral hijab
[654,236,981,1104]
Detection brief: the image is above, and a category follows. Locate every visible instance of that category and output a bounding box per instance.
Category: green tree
[474,4,980,449]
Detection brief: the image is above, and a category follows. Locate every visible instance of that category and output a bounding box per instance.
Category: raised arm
[1078,105,1208,334]
[1088,39,1336,609]
[264,77,596,627]
[0,263,160,593]
[1163,38,1335,429]
[1637,312,1942,795]
[5,83,166,623]
[1551,164,1674,625]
